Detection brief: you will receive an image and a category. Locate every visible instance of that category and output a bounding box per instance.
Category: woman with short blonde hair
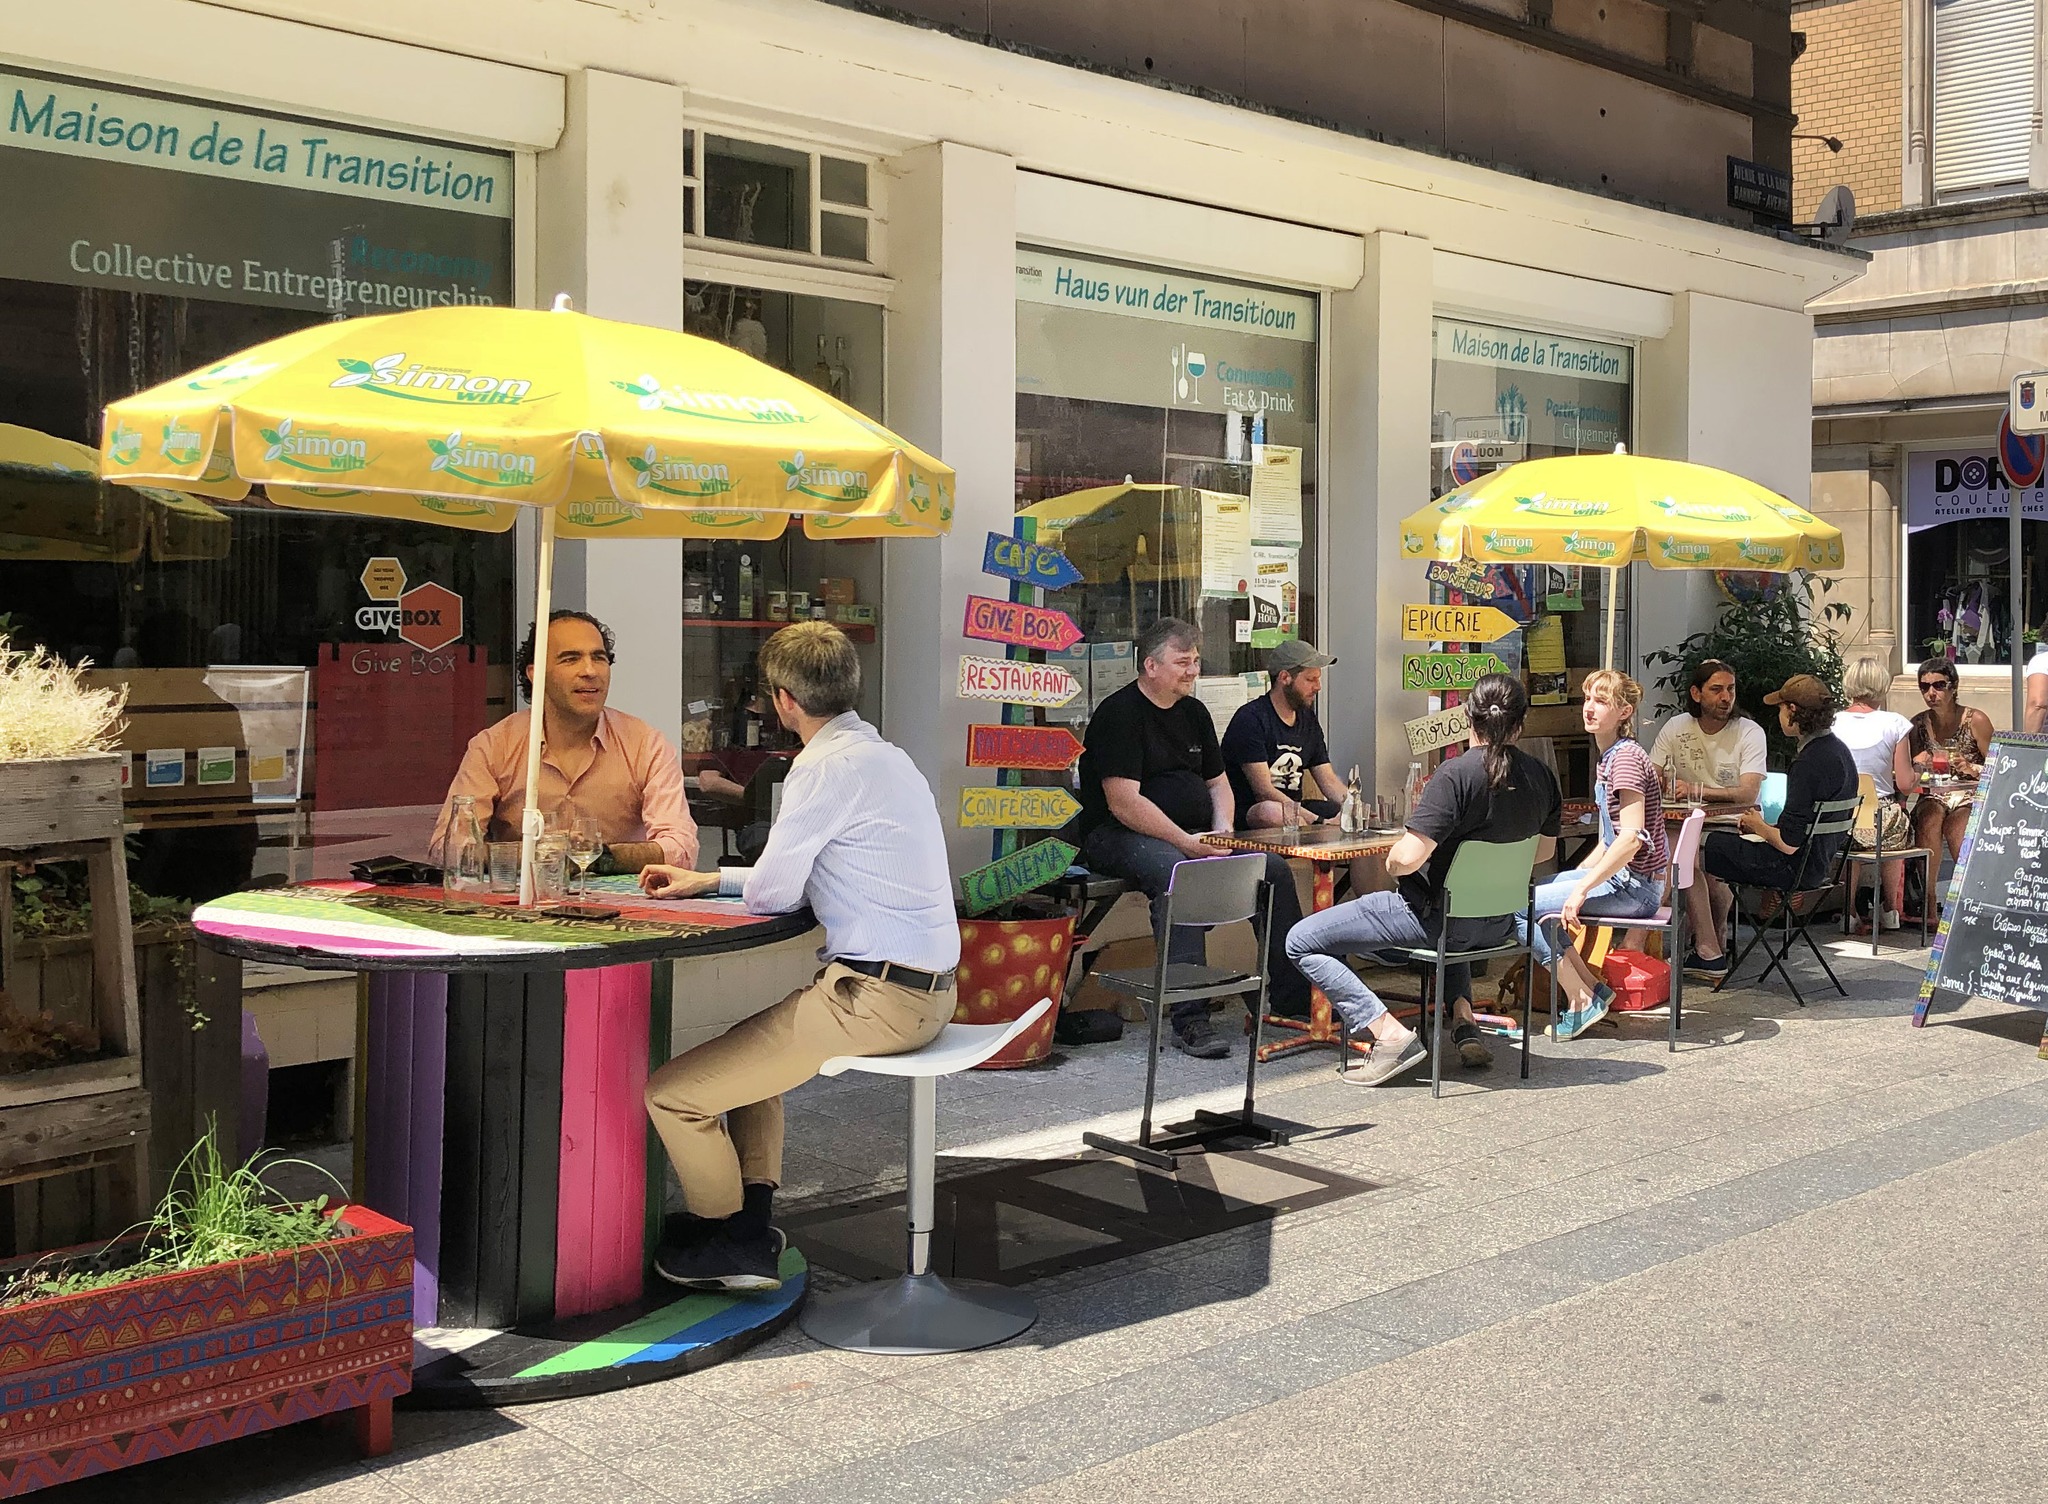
[1834,655,1913,930]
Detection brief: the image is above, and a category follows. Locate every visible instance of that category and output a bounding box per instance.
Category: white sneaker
[1881,910,1902,932]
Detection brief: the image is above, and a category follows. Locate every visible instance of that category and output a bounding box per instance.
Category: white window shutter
[1933,0,2036,194]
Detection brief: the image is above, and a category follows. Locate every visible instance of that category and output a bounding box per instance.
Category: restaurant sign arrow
[959,838,1079,917]
[982,532,1084,591]
[967,723,1084,771]
[1400,602,1518,643]
[959,785,1081,829]
[956,654,1080,707]
[962,594,1084,653]
[1400,652,1513,692]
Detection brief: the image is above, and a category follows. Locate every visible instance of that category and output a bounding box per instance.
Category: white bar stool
[799,998,1054,1356]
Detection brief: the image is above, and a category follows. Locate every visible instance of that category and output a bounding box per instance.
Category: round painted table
[194,877,815,1405]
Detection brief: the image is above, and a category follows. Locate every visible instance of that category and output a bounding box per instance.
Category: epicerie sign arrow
[959,838,1078,916]
[956,654,1080,707]
[959,785,1081,830]
[966,723,1084,771]
[1400,652,1513,693]
[1400,603,1518,643]
[1406,704,1473,756]
[982,532,1084,591]
[962,594,1084,653]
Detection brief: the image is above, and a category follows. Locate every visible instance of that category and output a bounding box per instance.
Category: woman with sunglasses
[1900,659,1993,899]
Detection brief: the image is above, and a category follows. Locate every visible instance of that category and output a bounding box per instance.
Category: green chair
[1404,835,1542,1098]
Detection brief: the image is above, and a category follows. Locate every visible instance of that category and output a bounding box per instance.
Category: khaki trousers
[644,962,953,1219]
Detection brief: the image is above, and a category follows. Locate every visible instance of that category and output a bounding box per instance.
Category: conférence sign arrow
[1400,652,1513,693]
[957,655,1081,707]
[962,594,1084,653]
[959,838,1078,916]
[967,723,1084,771]
[982,532,1084,591]
[959,785,1081,829]
[1400,603,1518,643]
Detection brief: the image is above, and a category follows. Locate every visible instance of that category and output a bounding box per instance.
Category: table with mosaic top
[193,877,816,1405]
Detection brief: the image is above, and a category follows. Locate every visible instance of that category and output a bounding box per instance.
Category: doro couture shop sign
[0,70,511,314]
[1905,447,2048,531]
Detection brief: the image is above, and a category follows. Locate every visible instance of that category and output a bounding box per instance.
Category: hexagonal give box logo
[397,582,463,653]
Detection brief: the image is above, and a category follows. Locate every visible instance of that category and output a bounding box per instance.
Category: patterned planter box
[0,1205,413,1496]
[954,907,1075,1068]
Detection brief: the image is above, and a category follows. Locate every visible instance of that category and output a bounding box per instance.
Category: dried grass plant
[0,635,127,761]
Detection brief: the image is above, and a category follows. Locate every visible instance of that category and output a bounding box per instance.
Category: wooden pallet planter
[0,1204,414,1496]
[0,754,149,1242]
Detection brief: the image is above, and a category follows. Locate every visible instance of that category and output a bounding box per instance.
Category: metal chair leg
[1430,959,1444,1099]
[1669,907,1686,1053]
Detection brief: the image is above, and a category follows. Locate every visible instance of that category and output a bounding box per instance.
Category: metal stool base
[800,1271,1036,1356]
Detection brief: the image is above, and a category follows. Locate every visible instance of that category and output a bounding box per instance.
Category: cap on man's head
[1763,674,1829,709]
[1268,640,1335,673]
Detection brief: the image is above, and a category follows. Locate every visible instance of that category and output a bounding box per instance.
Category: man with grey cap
[1222,640,1350,829]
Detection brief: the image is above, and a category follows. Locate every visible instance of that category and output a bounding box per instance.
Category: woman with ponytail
[1286,673,1561,1086]
[1521,669,1669,1041]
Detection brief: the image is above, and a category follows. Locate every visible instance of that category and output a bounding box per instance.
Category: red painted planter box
[955,910,1074,1068]
[0,1205,413,1497]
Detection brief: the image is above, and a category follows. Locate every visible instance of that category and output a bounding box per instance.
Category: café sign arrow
[982,532,1084,591]
[962,594,1084,653]
[967,724,1084,771]
[959,785,1082,829]
[1401,652,1513,692]
[1400,603,1518,643]
[959,838,1078,916]
[957,655,1080,707]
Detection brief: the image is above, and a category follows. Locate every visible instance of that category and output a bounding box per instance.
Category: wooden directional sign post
[959,838,1078,916]
[1425,558,1502,598]
[1400,652,1513,693]
[1401,603,1518,643]
[957,655,1080,707]
[963,595,1084,653]
[1405,704,1472,756]
[967,724,1084,771]
[981,532,1084,591]
[959,786,1080,829]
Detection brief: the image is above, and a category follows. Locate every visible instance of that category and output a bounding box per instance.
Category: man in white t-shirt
[2026,643,2048,735]
[1650,659,1769,976]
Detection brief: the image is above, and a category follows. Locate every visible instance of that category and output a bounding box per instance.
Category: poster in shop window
[1249,545,1299,648]
[1249,443,1303,545]
[1199,490,1255,595]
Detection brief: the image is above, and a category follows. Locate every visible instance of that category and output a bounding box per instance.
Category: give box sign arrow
[962,595,1084,652]
[959,785,1081,829]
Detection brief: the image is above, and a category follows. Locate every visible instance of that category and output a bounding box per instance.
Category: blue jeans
[1079,823,1309,1024]
[1284,892,1500,1031]
[1517,866,1664,966]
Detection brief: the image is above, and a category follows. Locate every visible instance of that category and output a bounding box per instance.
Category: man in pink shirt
[430,610,697,873]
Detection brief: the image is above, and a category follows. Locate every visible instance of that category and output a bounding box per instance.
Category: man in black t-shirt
[1285,674,1560,1085]
[1222,640,1350,827]
[1077,618,1310,1057]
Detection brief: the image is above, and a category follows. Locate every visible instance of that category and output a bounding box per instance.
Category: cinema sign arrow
[967,724,1084,771]
[956,655,1080,707]
[959,786,1081,829]
[963,595,1084,652]
[959,838,1078,916]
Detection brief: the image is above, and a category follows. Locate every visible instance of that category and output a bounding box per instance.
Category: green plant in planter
[1644,573,1854,767]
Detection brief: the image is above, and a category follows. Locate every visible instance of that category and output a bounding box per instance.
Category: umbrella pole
[518,505,558,906]
[1603,565,1620,670]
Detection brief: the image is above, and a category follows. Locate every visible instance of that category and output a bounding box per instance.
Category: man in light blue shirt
[639,622,959,1291]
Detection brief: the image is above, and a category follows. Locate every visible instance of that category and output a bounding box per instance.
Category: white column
[535,70,689,744]
[882,142,1018,878]
[1326,231,1434,799]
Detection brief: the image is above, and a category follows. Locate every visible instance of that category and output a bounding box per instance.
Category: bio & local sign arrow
[957,655,1080,707]
[962,595,1083,652]
[959,838,1078,917]
[959,786,1081,829]
[1401,603,1517,643]
[1401,652,1512,693]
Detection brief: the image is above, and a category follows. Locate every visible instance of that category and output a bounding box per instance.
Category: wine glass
[567,813,604,897]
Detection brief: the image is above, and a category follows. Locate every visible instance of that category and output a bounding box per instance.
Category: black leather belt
[840,958,956,992]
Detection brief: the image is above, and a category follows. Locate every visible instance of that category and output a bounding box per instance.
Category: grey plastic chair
[1719,795,1863,1006]
[1081,853,1286,1170]
[1403,835,1541,1098]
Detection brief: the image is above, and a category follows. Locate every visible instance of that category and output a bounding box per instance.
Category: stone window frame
[1900,0,2048,206]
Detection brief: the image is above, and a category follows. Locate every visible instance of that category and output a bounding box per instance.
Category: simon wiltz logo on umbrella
[330,352,538,404]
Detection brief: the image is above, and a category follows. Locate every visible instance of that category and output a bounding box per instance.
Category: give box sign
[962,595,1083,652]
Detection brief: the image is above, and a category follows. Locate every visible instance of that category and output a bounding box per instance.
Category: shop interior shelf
[683,618,874,642]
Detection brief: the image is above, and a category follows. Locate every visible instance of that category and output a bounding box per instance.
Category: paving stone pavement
[48,937,2048,1503]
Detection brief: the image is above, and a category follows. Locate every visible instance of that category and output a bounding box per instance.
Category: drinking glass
[487,841,522,894]
[532,835,570,904]
[568,815,604,896]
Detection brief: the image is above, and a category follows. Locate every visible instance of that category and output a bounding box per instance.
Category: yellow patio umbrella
[0,422,230,563]
[99,298,955,899]
[1398,447,1845,665]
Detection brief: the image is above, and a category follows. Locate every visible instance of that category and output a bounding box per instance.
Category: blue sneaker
[1553,984,1613,1041]
[1683,951,1730,982]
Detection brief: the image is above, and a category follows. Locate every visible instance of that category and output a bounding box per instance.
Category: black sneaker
[1173,1013,1230,1059]
[1682,951,1730,982]
[653,1227,786,1292]
[1054,1009,1125,1046]
[1452,1020,1492,1069]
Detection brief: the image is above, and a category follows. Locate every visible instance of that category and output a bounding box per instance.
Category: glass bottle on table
[443,794,487,897]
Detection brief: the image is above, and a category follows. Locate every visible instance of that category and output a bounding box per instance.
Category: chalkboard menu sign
[1914,733,2048,1058]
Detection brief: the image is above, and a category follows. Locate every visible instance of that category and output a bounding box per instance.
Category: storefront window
[678,279,884,845]
[1014,247,1319,729]
[1904,445,2047,665]
[0,69,516,900]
